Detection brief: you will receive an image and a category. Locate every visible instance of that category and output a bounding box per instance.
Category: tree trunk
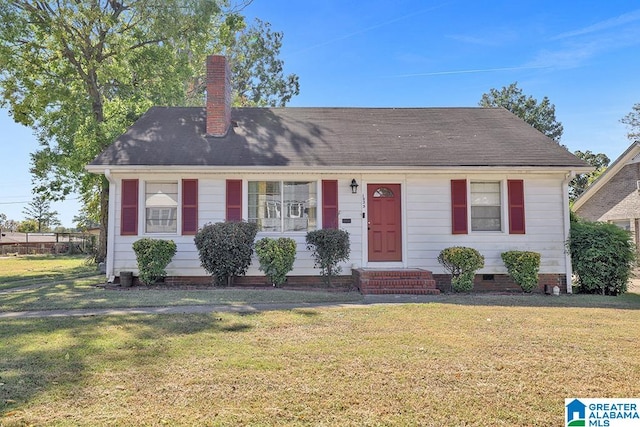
[96,177,109,264]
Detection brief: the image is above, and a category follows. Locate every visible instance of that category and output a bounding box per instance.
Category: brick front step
[352,268,440,295]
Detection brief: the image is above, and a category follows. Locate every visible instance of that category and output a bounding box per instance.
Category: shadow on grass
[292,308,321,317]
[0,263,98,290]
[0,313,253,416]
[423,291,640,310]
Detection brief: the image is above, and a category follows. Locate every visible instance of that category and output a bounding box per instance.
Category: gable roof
[88,106,589,170]
[573,141,640,210]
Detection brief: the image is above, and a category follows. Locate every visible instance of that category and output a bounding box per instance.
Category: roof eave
[573,141,640,210]
[86,164,593,175]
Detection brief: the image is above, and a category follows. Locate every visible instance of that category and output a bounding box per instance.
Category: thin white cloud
[551,9,640,40]
[291,3,451,55]
[446,29,518,47]
[387,65,551,78]
[446,34,499,46]
[528,26,640,70]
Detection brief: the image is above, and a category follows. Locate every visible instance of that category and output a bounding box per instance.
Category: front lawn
[0,277,363,312]
[0,255,97,290]
[1,302,639,426]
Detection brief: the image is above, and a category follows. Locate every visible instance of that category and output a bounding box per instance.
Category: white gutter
[562,171,575,293]
[86,164,594,175]
[104,169,117,281]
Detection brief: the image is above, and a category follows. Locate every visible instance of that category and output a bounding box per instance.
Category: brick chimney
[206,55,231,137]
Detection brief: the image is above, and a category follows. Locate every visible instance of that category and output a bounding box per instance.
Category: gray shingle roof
[89,106,588,169]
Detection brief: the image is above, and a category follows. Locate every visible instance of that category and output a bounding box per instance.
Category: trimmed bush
[305,229,350,286]
[255,237,297,287]
[501,250,541,293]
[132,238,177,285]
[194,221,259,286]
[437,246,484,292]
[567,219,636,295]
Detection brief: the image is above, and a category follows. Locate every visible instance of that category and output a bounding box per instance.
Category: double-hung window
[470,182,501,232]
[451,179,524,235]
[248,181,317,232]
[145,182,178,233]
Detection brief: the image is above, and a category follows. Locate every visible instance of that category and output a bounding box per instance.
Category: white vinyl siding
[405,174,567,275]
[108,172,569,279]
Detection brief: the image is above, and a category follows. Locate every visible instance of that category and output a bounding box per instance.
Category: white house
[86,55,590,293]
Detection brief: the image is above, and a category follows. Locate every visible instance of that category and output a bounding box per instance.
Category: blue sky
[1,0,639,227]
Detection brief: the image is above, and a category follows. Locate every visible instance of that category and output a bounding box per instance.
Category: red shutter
[121,179,138,236]
[182,179,198,235]
[226,179,242,221]
[322,180,339,229]
[451,179,468,234]
[508,179,526,234]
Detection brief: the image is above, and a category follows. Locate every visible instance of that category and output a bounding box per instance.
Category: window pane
[470,181,501,232]
[145,182,178,233]
[248,181,317,232]
[612,220,631,231]
[283,182,317,232]
[373,187,394,198]
[248,181,281,232]
[146,183,178,207]
[471,206,501,231]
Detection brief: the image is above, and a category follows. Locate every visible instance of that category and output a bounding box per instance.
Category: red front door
[368,184,402,262]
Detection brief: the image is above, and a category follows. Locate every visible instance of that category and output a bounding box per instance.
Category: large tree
[570,150,610,201]
[621,103,640,142]
[22,195,60,232]
[0,214,19,233]
[479,82,564,143]
[479,83,611,199]
[0,1,299,262]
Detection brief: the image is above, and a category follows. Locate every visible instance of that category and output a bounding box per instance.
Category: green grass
[2,255,640,425]
[0,277,363,312]
[1,303,639,426]
[3,274,640,313]
[0,255,97,290]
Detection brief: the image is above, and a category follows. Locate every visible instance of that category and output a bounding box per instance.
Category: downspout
[104,169,117,281]
[562,171,575,294]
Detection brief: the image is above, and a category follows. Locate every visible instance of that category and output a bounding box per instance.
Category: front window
[470,182,501,231]
[611,220,631,231]
[145,182,178,233]
[248,181,317,232]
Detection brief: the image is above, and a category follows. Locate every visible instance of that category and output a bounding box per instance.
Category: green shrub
[437,246,484,292]
[567,219,636,295]
[501,250,541,293]
[132,238,177,285]
[305,229,350,285]
[194,221,259,286]
[255,237,297,287]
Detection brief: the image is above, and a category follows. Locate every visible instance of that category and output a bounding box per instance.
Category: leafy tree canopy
[0,0,299,261]
[17,219,39,233]
[479,82,564,143]
[22,195,60,232]
[621,103,640,142]
[570,151,610,201]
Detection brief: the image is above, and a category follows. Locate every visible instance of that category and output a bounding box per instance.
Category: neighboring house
[86,55,590,293]
[0,232,77,255]
[573,141,640,248]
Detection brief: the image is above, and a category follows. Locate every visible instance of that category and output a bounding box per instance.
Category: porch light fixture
[350,179,359,194]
